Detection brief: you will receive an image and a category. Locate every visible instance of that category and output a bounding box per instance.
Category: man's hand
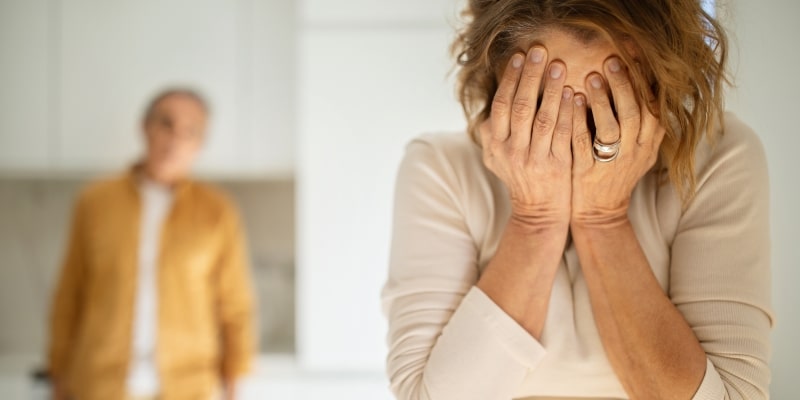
[223,379,237,400]
[51,378,67,400]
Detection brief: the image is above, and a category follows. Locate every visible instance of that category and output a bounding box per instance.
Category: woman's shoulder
[399,131,502,212]
[717,112,764,154]
[405,132,486,180]
[405,132,483,164]
[397,132,506,251]
[693,112,767,185]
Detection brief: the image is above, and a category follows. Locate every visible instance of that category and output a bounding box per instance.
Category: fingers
[579,59,665,169]
[585,73,619,148]
[572,94,593,169]
[604,57,641,145]
[479,118,498,166]
[551,87,574,161]
[509,47,548,151]
[637,93,665,145]
[491,53,525,141]
[479,118,492,150]
[530,61,566,159]
[639,105,667,154]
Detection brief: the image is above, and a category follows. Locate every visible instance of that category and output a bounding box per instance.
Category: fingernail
[563,87,573,99]
[608,57,621,73]
[511,54,523,69]
[550,63,563,79]
[575,95,585,107]
[530,48,544,64]
[590,75,603,89]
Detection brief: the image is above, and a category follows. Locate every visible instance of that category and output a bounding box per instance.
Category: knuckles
[490,98,512,118]
[510,99,534,120]
[533,111,556,133]
[610,76,633,92]
[508,148,529,166]
[573,129,592,148]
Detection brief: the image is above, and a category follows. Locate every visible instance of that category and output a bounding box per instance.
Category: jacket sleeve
[381,138,547,400]
[214,204,257,380]
[669,118,774,400]
[48,192,90,379]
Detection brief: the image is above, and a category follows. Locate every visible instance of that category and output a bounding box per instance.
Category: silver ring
[593,137,621,163]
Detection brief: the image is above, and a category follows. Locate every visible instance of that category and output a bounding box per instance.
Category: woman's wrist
[570,211,630,231]
[505,212,570,252]
[570,196,630,230]
[509,207,570,233]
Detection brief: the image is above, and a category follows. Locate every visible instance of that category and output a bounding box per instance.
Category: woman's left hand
[570,57,666,227]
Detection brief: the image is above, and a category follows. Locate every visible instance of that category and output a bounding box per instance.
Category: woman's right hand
[480,46,573,228]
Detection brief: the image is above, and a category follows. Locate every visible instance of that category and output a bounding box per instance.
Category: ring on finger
[593,137,621,162]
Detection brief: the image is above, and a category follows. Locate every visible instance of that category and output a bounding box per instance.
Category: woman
[382,1,772,399]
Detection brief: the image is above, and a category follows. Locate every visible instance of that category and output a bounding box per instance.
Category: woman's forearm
[477,218,568,339]
[571,218,707,399]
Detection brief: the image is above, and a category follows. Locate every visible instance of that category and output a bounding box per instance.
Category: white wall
[296,23,464,371]
[722,1,800,398]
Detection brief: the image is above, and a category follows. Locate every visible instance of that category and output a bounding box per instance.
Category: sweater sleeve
[669,117,774,400]
[382,137,546,400]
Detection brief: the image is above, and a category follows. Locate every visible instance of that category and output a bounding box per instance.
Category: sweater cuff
[453,286,546,368]
[412,287,547,399]
[691,358,725,400]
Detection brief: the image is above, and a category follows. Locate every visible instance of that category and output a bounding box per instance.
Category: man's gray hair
[142,87,210,122]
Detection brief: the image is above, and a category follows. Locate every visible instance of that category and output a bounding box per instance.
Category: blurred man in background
[48,88,256,400]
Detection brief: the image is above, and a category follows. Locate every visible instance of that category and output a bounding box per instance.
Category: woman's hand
[476,47,575,339]
[571,57,666,227]
[481,46,574,228]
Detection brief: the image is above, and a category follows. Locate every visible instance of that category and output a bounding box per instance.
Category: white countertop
[0,354,394,400]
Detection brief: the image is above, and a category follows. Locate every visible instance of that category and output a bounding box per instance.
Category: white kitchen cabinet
[0,0,50,171]
[57,0,293,174]
[302,0,465,26]
[0,0,296,177]
[57,0,229,172]
[297,27,465,371]
[249,0,298,177]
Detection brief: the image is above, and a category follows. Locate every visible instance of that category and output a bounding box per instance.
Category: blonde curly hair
[452,0,729,202]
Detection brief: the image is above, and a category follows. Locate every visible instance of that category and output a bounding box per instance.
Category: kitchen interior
[1,0,799,399]
[0,0,466,397]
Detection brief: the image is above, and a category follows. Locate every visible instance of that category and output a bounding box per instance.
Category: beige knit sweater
[382,112,773,400]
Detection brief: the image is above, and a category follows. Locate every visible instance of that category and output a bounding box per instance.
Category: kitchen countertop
[0,354,393,400]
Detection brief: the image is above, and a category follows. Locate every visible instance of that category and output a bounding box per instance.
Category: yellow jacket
[48,170,256,400]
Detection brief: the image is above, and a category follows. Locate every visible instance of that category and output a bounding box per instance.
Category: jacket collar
[126,162,193,198]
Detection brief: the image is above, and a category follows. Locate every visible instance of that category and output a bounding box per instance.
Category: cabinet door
[0,0,50,171]
[57,0,273,175]
[249,0,297,177]
[297,27,464,370]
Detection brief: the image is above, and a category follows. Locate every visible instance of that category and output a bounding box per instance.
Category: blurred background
[0,0,797,399]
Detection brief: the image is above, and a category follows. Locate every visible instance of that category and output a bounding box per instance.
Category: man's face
[142,94,207,182]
